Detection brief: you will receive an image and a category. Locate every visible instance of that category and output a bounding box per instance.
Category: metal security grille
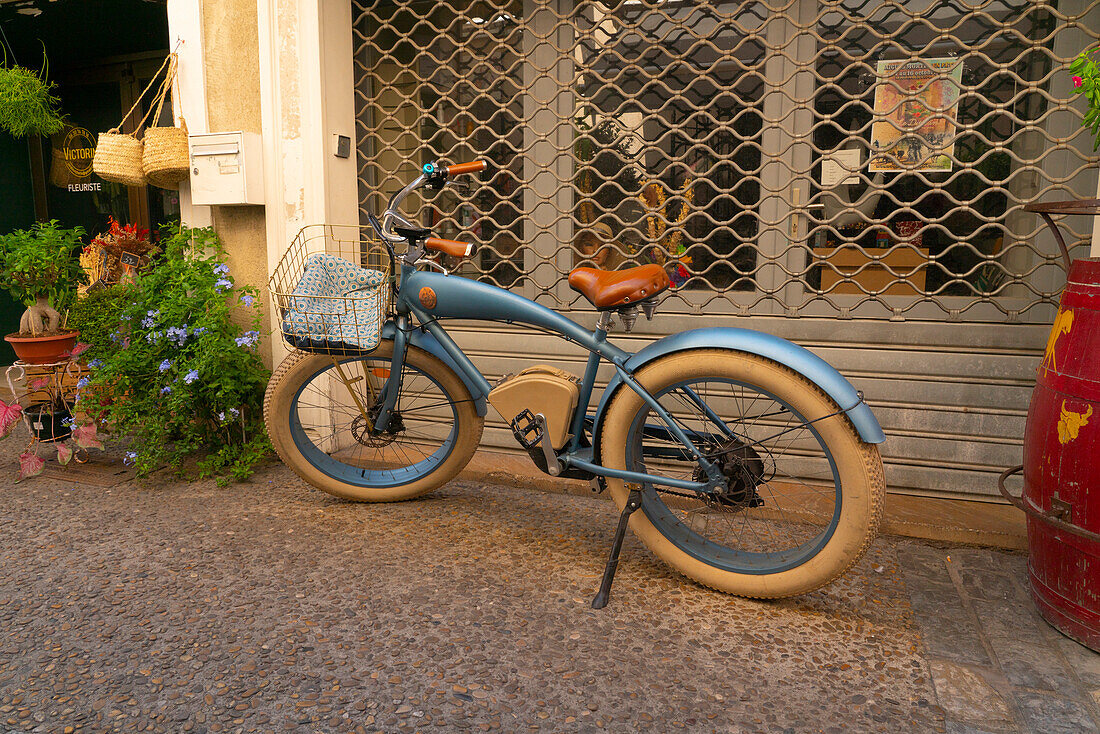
[352,0,1100,323]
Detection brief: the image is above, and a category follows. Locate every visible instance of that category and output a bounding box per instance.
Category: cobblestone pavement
[0,455,1094,733]
[897,544,1100,733]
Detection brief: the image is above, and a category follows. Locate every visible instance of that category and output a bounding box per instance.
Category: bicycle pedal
[509,408,543,450]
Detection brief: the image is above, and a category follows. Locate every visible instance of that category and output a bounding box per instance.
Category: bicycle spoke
[290,356,462,486]
[628,375,841,567]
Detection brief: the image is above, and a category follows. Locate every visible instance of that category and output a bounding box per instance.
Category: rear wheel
[264,342,483,501]
[599,349,884,597]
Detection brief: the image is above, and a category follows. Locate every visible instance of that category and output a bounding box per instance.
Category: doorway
[0,0,175,363]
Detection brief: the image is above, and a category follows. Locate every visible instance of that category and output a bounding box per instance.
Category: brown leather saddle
[567,264,670,310]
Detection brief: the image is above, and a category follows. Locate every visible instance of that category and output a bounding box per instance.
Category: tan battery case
[488,365,582,449]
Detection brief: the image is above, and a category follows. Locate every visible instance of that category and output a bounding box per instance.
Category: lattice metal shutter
[353,0,1098,320]
[351,0,1100,499]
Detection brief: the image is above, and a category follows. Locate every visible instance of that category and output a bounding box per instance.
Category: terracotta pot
[4,330,80,365]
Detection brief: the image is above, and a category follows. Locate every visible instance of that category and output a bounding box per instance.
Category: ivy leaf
[29,377,49,390]
[57,443,73,466]
[71,422,104,450]
[0,399,22,439]
[17,452,44,482]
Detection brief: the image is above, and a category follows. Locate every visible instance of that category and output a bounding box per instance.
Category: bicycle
[264,159,886,608]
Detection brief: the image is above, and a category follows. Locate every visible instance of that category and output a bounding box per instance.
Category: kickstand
[591,486,643,610]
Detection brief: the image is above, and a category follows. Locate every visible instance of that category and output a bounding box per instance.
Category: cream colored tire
[599,349,884,598]
[264,343,484,502]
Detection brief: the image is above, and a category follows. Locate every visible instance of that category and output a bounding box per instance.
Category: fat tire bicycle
[264,159,886,607]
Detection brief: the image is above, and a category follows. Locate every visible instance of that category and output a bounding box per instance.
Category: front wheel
[599,349,885,598]
[264,341,484,501]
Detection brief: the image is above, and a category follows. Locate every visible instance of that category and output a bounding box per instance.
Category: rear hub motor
[693,437,767,511]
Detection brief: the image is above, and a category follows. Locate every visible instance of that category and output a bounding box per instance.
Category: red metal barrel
[1020,257,1100,651]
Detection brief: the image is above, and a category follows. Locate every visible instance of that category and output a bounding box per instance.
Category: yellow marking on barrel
[1042,308,1073,373]
[1057,401,1092,445]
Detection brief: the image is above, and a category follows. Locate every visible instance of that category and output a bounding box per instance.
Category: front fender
[381,322,488,416]
[591,327,884,457]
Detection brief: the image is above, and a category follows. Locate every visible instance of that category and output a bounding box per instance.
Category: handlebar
[446,160,487,176]
[375,159,487,260]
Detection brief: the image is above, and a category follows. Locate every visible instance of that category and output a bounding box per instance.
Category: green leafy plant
[1070,45,1100,150]
[0,56,64,138]
[0,220,87,335]
[0,339,104,482]
[83,224,271,485]
[67,285,136,362]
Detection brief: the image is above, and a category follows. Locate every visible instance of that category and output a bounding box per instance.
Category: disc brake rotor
[350,408,404,448]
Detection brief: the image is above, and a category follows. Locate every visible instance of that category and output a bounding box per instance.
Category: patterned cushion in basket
[282,253,386,352]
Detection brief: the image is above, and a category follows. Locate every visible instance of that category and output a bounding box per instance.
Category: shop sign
[870,58,963,173]
[49,126,104,192]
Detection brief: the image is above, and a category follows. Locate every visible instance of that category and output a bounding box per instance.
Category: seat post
[568,314,611,452]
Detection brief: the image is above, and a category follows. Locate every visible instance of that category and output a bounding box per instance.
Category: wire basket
[270,224,395,356]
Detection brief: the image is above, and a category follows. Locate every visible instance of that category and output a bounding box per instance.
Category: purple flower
[214,263,230,276]
[240,294,255,307]
[214,278,233,292]
[184,370,199,384]
[89,359,103,369]
[123,451,137,466]
[166,327,188,346]
[217,411,225,421]
[159,359,172,372]
[228,407,240,418]
[191,327,207,336]
[61,416,75,428]
[160,386,172,395]
[119,313,132,321]
[77,377,90,388]
[235,330,260,348]
[145,331,162,344]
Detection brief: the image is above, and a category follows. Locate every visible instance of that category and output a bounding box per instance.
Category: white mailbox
[188,132,264,206]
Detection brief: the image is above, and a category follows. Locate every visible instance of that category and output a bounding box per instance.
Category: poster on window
[869,58,963,172]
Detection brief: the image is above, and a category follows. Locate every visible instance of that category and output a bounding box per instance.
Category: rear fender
[590,327,884,463]
[381,322,488,416]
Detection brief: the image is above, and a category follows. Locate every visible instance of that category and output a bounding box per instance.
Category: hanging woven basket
[143,121,189,190]
[142,54,189,190]
[91,53,179,189]
[92,131,146,187]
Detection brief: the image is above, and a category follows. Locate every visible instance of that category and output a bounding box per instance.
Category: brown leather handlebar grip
[446,160,487,176]
[424,237,474,258]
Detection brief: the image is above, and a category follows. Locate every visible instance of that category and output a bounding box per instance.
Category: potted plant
[1071,45,1100,151]
[0,220,87,363]
[0,56,64,138]
[80,217,155,287]
[0,386,104,482]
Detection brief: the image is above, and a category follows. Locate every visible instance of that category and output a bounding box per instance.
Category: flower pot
[4,330,79,364]
[26,404,71,443]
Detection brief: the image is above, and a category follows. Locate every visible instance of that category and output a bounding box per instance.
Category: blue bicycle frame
[369,258,885,497]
